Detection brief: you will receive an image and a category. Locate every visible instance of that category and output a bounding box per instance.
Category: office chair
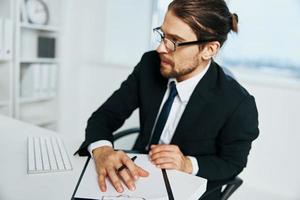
[113,127,243,200]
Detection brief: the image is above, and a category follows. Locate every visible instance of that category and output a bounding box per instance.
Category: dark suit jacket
[77,51,259,200]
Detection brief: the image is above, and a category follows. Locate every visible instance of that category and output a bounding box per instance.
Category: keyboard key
[56,137,73,170]
[51,137,65,170]
[40,137,51,171]
[34,137,43,171]
[45,136,58,171]
[27,137,35,172]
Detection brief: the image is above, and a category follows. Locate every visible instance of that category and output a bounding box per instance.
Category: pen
[117,156,137,172]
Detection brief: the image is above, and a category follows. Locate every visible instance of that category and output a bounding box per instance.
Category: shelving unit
[20,23,60,32]
[0,0,61,130]
[20,58,60,63]
[0,0,14,117]
[19,95,56,104]
[15,0,61,130]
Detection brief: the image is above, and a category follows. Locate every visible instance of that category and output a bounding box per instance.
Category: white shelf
[20,95,56,104]
[0,59,12,63]
[22,115,57,126]
[20,58,59,64]
[20,23,60,32]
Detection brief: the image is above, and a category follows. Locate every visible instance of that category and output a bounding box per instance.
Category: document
[73,154,207,200]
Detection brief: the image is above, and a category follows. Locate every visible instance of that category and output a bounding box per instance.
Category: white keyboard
[27,136,73,174]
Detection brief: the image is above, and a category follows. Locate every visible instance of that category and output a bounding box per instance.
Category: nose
[156,41,168,54]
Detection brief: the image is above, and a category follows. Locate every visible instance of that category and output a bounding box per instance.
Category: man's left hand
[149,144,193,174]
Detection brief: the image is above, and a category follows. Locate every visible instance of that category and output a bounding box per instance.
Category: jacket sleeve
[196,95,259,180]
[76,56,143,156]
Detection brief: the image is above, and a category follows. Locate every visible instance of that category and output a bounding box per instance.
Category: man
[76,0,259,199]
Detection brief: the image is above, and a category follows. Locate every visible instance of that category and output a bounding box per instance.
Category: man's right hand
[92,146,149,193]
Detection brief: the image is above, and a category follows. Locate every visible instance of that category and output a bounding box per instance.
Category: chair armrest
[199,176,243,200]
[221,177,243,200]
[113,127,140,141]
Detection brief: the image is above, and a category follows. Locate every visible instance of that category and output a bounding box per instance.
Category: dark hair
[168,0,238,46]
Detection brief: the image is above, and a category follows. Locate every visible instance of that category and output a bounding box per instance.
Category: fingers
[152,156,175,165]
[94,149,151,193]
[150,144,179,154]
[150,151,177,169]
[149,144,178,162]
[156,162,177,169]
[118,169,136,191]
[150,151,172,161]
[149,144,183,171]
[97,169,107,192]
[107,167,124,193]
[120,154,139,180]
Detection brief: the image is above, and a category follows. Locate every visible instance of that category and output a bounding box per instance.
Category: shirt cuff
[88,140,113,158]
[187,156,199,175]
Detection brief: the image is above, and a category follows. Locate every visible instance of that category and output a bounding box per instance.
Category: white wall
[60,1,300,199]
[229,69,300,200]
[59,0,153,139]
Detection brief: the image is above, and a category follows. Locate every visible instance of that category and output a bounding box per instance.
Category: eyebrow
[160,27,186,41]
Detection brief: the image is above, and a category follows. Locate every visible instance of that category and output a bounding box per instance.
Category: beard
[160,65,197,79]
[159,54,200,79]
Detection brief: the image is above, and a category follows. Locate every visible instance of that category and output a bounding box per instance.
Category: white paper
[75,154,168,200]
[74,153,207,200]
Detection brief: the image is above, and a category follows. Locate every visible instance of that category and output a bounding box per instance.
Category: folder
[72,154,207,200]
[0,18,4,60]
[21,65,34,97]
[20,0,28,23]
[40,64,49,97]
[49,64,58,96]
[3,18,13,60]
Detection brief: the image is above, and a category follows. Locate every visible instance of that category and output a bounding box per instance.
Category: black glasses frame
[153,27,217,52]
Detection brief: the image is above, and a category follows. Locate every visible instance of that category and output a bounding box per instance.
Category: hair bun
[231,13,239,33]
[232,13,239,23]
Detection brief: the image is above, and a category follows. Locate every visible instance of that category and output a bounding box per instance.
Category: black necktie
[149,81,178,145]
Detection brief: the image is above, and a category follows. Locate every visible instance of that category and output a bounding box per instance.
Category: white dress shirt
[88,61,211,175]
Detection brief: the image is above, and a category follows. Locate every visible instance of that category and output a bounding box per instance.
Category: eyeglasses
[153,27,217,52]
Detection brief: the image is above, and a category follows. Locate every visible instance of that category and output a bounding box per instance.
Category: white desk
[0,115,87,200]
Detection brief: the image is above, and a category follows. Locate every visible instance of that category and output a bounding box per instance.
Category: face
[156,11,208,82]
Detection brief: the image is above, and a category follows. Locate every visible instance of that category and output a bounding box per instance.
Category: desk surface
[0,115,86,200]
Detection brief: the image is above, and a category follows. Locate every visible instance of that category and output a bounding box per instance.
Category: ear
[201,41,220,61]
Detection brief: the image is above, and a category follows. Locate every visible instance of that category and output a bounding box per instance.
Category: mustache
[159,55,174,65]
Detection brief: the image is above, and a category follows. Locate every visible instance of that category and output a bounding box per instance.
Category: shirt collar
[168,60,211,102]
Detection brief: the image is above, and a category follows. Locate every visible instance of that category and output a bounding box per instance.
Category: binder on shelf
[21,64,42,98]
[49,64,58,96]
[3,18,13,60]
[0,18,4,60]
[38,37,56,58]
[21,64,35,98]
[33,64,42,97]
[20,0,28,23]
[40,64,49,97]
[21,64,58,99]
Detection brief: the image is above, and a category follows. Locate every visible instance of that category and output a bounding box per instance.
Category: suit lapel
[142,56,168,144]
[145,78,167,135]
[171,61,219,144]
